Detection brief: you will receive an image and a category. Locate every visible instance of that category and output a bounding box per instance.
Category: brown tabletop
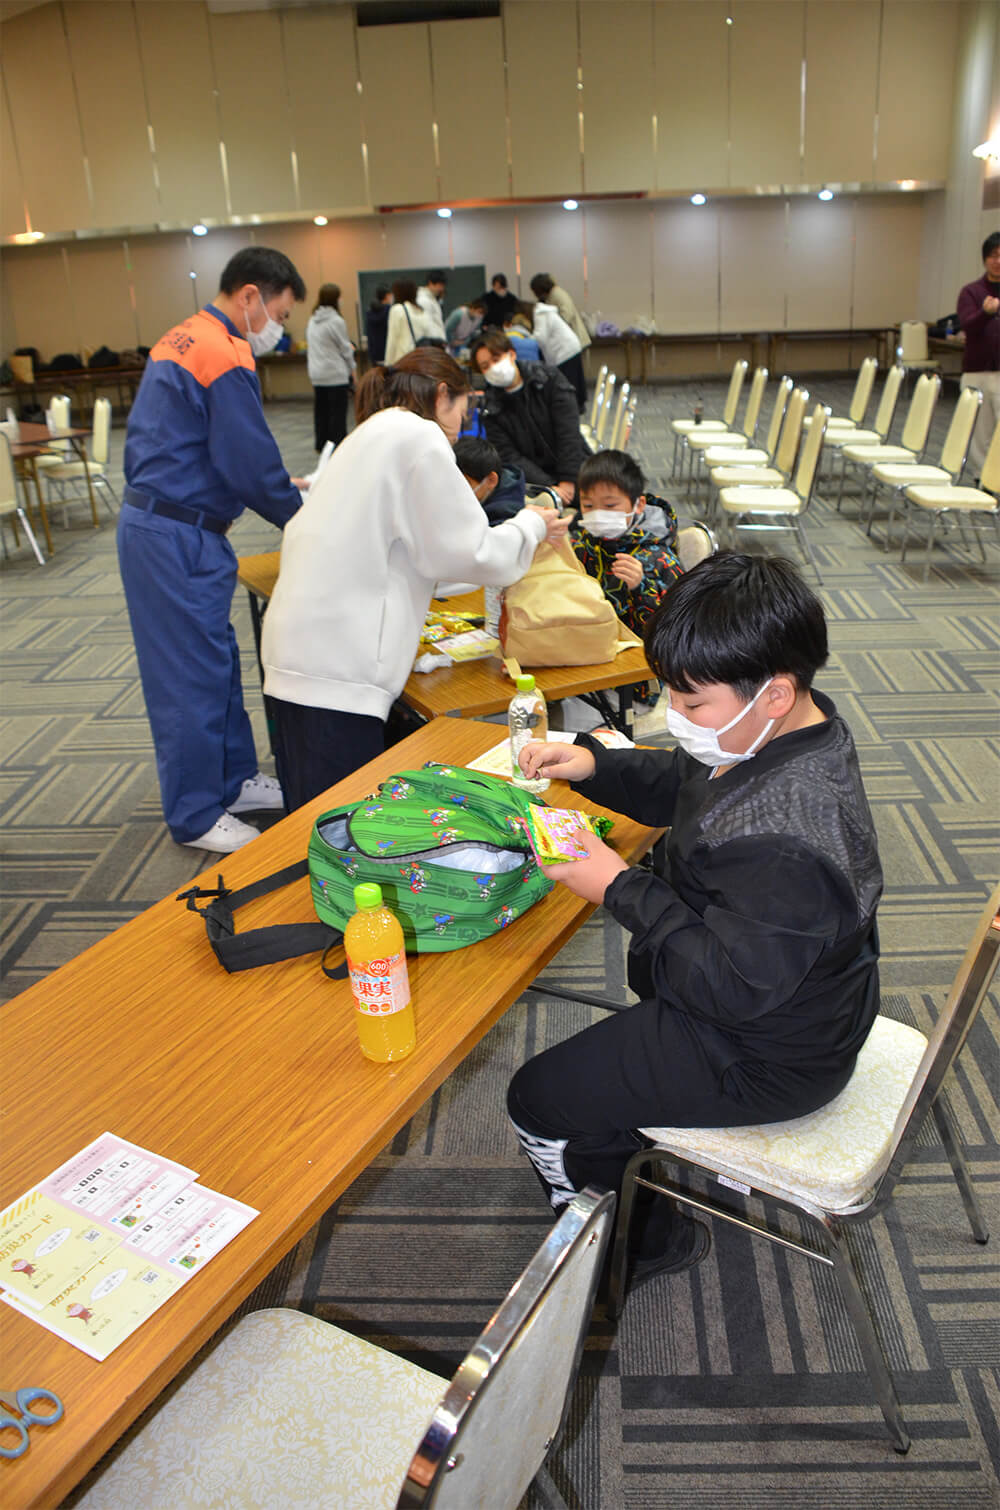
[0,717,660,1510]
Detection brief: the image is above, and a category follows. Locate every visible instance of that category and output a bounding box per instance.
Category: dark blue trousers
[117,508,257,843]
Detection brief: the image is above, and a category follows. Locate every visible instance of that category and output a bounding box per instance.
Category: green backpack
[180,763,552,971]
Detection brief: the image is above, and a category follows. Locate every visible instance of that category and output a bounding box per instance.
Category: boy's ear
[767,675,798,716]
[635,494,646,513]
[484,470,499,497]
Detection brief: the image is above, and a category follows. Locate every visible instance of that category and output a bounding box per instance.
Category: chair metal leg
[822,1218,911,1454]
[532,1462,571,1510]
[836,451,848,511]
[931,1097,990,1244]
[15,506,46,565]
[604,1150,647,1320]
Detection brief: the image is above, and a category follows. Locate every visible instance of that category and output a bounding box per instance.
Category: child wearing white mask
[507,553,883,1289]
[570,450,682,634]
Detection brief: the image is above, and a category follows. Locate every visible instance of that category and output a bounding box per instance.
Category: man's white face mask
[483,354,518,388]
[246,294,283,357]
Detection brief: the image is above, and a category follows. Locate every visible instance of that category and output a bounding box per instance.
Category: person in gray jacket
[306,283,355,449]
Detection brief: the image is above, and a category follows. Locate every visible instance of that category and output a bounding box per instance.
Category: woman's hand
[526,505,569,546]
[540,828,629,903]
[518,740,596,783]
[610,554,643,590]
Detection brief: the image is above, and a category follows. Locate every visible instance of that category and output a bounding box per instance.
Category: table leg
[70,436,100,527]
[27,458,53,554]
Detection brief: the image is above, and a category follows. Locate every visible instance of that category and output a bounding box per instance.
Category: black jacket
[480,360,589,488]
[365,304,390,364]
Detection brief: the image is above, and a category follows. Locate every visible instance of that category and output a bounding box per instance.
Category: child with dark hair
[507,553,883,1284]
[453,436,527,523]
[571,450,683,633]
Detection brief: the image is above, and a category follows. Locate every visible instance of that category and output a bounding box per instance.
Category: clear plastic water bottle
[508,674,549,793]
[693,396,703,425]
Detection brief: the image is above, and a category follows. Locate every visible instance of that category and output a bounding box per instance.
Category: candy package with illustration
[520,806,613,865]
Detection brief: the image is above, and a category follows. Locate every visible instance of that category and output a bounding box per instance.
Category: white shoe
[228,773,285,814]
[185,813,260,853]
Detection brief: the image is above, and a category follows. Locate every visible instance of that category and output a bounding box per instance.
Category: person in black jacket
[471,330,588,506]
[365,285,392,365]
[479,272,521,329]
[507,553,883,1284]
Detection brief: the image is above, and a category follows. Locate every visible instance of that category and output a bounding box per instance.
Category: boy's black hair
[983,231,1000,260]
[219,247,305,302]
[454,436,501,482]
[578,449,645,505]
[644,552,829,698]
[491,273,509,289]
[530,272,554,301]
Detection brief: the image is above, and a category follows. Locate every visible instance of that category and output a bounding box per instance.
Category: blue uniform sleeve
[206,366,302,527]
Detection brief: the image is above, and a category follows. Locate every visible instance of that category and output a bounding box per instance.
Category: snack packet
[521,806,613,865]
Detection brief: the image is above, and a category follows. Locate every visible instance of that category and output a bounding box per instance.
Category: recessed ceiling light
[898,179,917,191]
[818,188,834,201]
[690,193,707,206]
[437,207,453,219]
[313,215,328,226]
[192,223,208,236]
[562,199,579,211]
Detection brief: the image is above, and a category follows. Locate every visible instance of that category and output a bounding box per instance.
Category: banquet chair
[606,381,631,450]
[803,355,878,435]
[612,389,637,451]
[592,371,617,449]
[897,417,1000,578]
[708,384,808,502]
[670,359,748,476]
[0,435,46,565]
[897,320,939,388]
[702,375,792,476]
[44,396,118,524]
[717,402,828,579]
[606,884,1000,1456]
[836,372,940,515]
[867,384,981,544]
[31,393,73,473]
[70,1187,615,1510]
[827,364,906,491]
[580,363,608,445]
[684,365,769,493]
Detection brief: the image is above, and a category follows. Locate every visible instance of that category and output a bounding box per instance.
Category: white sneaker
[186,813,260,853]
[228,773,285,814]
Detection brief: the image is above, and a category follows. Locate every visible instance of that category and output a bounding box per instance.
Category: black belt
[124,488,231,535]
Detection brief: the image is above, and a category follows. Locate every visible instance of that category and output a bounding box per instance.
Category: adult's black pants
[557,353,587,412]
[313,384,351,451]
[271,698,384,812]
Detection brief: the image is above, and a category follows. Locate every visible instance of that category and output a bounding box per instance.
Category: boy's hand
[540,827,628,903]
[611,554,643,589]
[518,740,596,783]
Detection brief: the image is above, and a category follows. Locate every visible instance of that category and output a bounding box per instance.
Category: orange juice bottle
[344,883,416,1063]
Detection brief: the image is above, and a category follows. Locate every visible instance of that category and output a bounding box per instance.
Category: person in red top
[957,231,1000,481]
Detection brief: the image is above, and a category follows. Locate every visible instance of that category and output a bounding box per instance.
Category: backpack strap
[177,862,348,978]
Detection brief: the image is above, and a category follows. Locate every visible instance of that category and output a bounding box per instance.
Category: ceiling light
[690,193,707,206]
[192,223,208,236]
[13,229,44,243]
[437,207,453,219]
[562,199,579,211]
[313,215,328,226]
[818,188,834,201]
[189,271,197,280]
[972,139,1000,161]
[898,179,917,191]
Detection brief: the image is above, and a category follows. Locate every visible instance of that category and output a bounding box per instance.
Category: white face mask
[483,354,518,388]
[246,295,283,357]
[666,678,775,767]
[582,508,636,539]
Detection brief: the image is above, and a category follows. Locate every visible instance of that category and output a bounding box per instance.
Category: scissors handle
[0,1388,63,1459]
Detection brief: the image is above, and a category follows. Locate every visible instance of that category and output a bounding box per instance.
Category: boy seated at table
[454,436,526,524]
[507,552,883,1285]
[570,450,683,634]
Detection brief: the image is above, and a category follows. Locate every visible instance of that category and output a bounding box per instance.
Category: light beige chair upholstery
[606,381,631,450]
[898,418,1000,578]
[670,360,749,475]
[580,362,608,440]
[44,396,118,524]
[718,401,827,579]
[826,364,905,461]
[613,391,637,451]
[897,319,938,372]
[675,520,719,570]
[803,356,878,434]
[69,1189,614,1510]
[0,434,46,565]
[870,386,982,542]
[686,365,768,452]
[32,393,73,472]
[703,376,792,471]
[592,371,616,449]
[607,885,1000,1456]
[709,385,808,492]
[836,373,940,514]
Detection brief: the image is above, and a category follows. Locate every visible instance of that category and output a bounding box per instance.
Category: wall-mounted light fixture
[690,193,707,206]
[972,139,1000,161]
[818,188,834,201]
[436,207,453,218]
[192,223,208,235]
[562,199,579,211]
[313,215,328,226]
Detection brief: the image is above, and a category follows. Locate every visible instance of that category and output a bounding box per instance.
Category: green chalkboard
[357,265,487,327]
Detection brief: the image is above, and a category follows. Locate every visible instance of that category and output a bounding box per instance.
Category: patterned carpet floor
[3,374,998,1507]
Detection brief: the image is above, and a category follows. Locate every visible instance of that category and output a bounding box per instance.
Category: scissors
[0,1387,64,1459]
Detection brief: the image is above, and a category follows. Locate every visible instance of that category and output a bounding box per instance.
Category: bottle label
[348,951,411,1015]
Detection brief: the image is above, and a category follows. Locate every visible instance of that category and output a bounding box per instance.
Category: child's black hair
[644,552,829,698]
[454,436,502,483]
[577,449,646,506]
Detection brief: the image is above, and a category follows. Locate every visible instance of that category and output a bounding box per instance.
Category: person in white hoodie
[306,283,356,450]
[262,347,568,808]
[529,276,586,411]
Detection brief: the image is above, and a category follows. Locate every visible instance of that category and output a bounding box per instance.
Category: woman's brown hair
[355,348,471,425]
[313,282,341,313]
[391,278,418,306]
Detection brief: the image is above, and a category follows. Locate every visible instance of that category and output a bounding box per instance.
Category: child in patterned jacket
[569,450,683,634]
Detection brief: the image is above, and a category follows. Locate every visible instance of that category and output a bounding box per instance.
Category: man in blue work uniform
[120,247,306,853]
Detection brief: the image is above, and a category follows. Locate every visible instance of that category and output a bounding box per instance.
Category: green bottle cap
[353,883,383,910]
[515,674,536,692]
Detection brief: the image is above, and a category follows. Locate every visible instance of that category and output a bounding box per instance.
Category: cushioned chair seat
[705,445,768,465]
[872,463,950,486]
[842,443,916,464]
[719,485,800,513]
[687,429,747,450]
[671,418,728,434]
[825,427,884,448]
[903,483,998,510]
[640,1014,928,1212]
[710,465,784,486]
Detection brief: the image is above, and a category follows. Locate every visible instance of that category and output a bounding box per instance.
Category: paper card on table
[465,732,578,780]
[0,1189,125,1310]
[123,1185,258,1279]
[40,1131,198,1229]
[435,629,500,662]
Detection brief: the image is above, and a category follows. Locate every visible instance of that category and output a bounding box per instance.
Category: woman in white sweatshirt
[262,348,567,808]
[306,283,356,450]
[384,278,431,365]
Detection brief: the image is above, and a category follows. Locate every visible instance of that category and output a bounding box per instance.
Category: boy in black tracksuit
[508,553,883,1280]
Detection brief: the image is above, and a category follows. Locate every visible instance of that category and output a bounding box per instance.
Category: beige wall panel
[129,234,201,348]
[208,10,296,216]
[188,227,258,314]
[653,201,720,333]
[0,256,16,356]
[729,0,804,187]
[318,218,391,339]
[653,1,730,191]
[62,3,159,229]
[852,197,924,327]
[785,197,854,330]
[281,9,367,214]
[803,0,879,184]
[582,202,653,327]
[65,242,135,351]
[719,200,787,329]
[876,1,959,182]
[1,82,26,238]
[505,1,581,199]
[377,209,457,275]
[3,245,76,357]
[134,2,226,225]
[1,5,90,232]
[448,208,516,295]
[580,2,654,194]
[516,203,587,308]
[431,18,507,201]
[357,23,436,207]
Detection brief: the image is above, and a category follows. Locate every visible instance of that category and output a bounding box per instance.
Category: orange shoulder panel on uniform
[149,310,256,389]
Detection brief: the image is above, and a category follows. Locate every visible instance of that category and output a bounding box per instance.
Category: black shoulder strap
[177,862,348,979]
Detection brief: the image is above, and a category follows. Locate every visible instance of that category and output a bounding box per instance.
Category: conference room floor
[2,375,998,1507]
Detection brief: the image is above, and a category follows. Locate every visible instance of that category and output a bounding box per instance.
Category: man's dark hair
[371,283,391,308]
[219,247,305,301]
[578,449,645,505]
[470,329,513,365]
[982,231,1000,260]
[530,273,555,301]
[454,436,501,482]
[491,273,509,289]
[427,269,447,285]
[644,552,829,698]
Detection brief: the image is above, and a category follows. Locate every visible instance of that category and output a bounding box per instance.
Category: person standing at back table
[957,230,1000,482]
[306,282,355,450]
[119,246,306,854]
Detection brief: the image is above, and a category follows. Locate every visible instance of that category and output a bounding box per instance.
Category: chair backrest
[773,386,809,476]
[49,392,72,454]
[848,356,878,424]
[9,353,33,382]
[979,418,1000,494]
[899,371,940,454]
[871,365,905,440]
[615,393,637,451]
[792,404,828,505]
[675,520,719,570]
[400,1187,614,1508]
[588,364,608,429]
[608,382,630,449]
[880,884,1000,1202]
[722,359,749,426]
[937,386,981,476]
[0,434,18,510]
[92,396,111,466]
[738,365,768,441]
[762,376,793,459]
[594,372,616,444]
[899,320,928,362]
